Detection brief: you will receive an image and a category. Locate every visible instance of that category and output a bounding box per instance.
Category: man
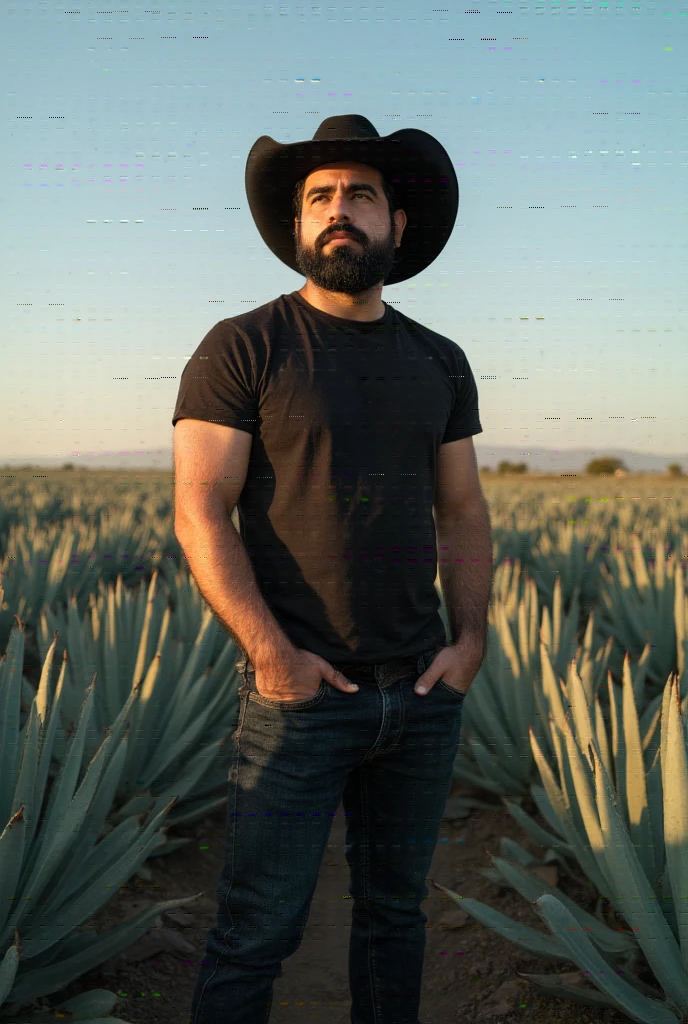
[172,114,493,1024]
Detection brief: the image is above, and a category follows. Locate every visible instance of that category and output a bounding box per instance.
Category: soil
[38,782,638,1024]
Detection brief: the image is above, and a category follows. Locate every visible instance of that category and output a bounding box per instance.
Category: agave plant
[529,517,609,614]
[434,639,688,1023]
[447,569,615,804]
[0,511,167,657]
[152,553,236,665]
[597,538,686,690]
[0,614,202,1022]
[33,568,240,859]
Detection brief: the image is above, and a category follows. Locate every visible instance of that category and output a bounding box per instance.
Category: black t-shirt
[172,289,482,665]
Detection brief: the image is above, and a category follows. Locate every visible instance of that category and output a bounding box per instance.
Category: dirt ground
[37,779,639,1024]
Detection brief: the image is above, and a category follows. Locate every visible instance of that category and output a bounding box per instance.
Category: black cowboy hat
[244,114,459,287]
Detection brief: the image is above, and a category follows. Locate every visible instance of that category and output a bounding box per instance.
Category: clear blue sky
[3,4,686,464]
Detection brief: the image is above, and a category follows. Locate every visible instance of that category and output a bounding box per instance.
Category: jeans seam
[358,770,382,1023]
[191,958,219,1024]
[193,700,246,1021]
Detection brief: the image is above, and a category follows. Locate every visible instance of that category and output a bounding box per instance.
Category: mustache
[322,230,361,243]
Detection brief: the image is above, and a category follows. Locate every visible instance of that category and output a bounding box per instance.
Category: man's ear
[394,208,407,246]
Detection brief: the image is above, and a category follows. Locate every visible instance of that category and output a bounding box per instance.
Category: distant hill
[473,445,686,475]
[1,444,685,475]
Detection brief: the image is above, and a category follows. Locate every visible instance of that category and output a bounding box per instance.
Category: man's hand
[414,636,485,696]
[253,647,359,702]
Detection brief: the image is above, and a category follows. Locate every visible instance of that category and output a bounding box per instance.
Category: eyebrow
[305,182,380,201]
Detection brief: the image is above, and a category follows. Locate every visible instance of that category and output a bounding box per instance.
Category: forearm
[435,501,494,654]
[176,510,296,671]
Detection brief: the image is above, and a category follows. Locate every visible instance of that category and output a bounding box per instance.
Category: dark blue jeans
[190,642,465,1024]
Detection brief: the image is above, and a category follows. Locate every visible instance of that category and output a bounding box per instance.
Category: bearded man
[173,114,492,1024]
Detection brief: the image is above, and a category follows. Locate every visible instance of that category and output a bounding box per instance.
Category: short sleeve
[171,321,259,435]
[441,346,483,444]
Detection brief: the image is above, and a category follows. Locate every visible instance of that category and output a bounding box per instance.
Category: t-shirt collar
[288,290,391,331]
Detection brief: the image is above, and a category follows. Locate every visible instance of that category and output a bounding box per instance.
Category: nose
[321,189,357,224]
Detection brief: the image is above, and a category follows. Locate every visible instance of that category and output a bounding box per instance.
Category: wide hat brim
[244,114,459,287]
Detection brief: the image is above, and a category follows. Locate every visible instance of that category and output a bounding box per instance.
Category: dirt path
[49,782,632,1024]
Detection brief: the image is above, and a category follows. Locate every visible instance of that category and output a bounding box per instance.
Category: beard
[294,222,399,297]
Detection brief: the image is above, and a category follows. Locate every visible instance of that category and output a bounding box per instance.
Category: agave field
[0,466,687,1024]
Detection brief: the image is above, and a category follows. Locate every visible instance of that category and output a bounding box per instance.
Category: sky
[3,2,686,467]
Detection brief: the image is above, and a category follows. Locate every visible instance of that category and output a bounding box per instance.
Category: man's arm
[433,436,493,653]
[174,419,296,672]
[435,499,494,655]
[176,511,296,671]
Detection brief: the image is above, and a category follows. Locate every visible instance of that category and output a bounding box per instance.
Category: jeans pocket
[422,646,466,700]
[435,678,467,700]
[246,667,327,710]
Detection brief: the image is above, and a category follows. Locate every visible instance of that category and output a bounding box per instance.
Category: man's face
[293,161,406,297]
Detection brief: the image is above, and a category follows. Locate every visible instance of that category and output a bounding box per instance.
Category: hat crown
[312,115,380,142]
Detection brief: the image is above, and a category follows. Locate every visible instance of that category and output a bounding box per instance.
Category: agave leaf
[33,816,140,926]
[11,682,100,929]
[464,733,518,795]
[480,867,505,886]
[18,797,178,959]
[534,893,682,1024]
[2,1001,131,1024]
[10,700,40,880]
[497,838,535,868]
[517,968,661,1012]
[539,639,570,744]
[454,754,507,797]
[24,736,131,924]
[589,737,688,1013]
[20,929,97,972]
[490,855,637,956]
[178,659,230,728]
[96,673,143,772]
[619,652,658,886]
[529,782,570,840]
[141,737,225,821]
[32,647,71,854]
[140,687,227,787]
[565,655,597,770]
[645,743,667,899]
[7,722,112,939]
[61,736,130,888]
[120,652,164,794]
[519,969,624,1009]
[560,666,608,858]
[32,631,59,766]
[529,724,610,897]
[501,796,572,856]
[4,1018,131,1024]
[109,790,156,821]
[0,807,27,942]
[164,759,230,821]
[156,791,226,831]
[143,835,191,857]
[430,880,566,960]
[129,574,161,707]
[593,692,613,787]
[6,890,203,1006]
[494,603,521,680]
[662,673,688,972]
[0,626,25,828]
[458,677,515,760]
[0,942,19,1005]
[44,988,120,1017]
